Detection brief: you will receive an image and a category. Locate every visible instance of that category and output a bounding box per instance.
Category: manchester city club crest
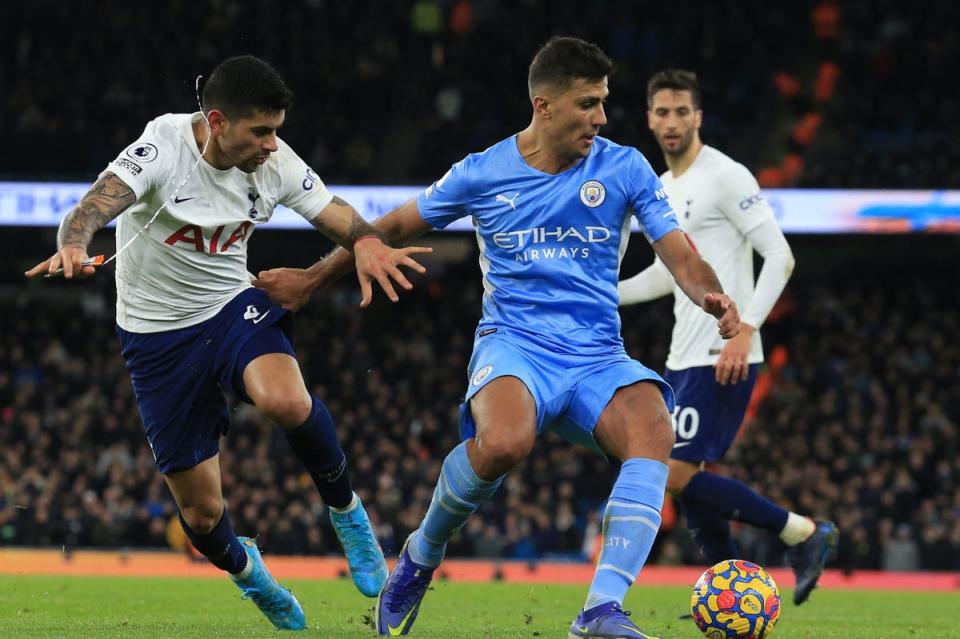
[579,180,606,208]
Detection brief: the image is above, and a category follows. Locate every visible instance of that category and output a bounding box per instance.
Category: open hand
[354,237,432,307]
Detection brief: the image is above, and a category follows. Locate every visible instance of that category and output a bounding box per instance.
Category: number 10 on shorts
[671,405,700,441]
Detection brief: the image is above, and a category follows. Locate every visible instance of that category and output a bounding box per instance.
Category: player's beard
[660,128,696,158]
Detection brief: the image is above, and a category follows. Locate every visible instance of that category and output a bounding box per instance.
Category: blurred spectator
[4,2,954,187]
[3,244,959,573]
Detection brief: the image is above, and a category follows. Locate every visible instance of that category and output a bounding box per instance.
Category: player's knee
[475,430,534,472]
[655,412,676,450]
[258,392,312,428]
[180,502,224,535]
[634,409,675,460]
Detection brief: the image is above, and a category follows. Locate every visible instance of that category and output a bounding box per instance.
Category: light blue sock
[408,441,503,568]
[584,457,667,610]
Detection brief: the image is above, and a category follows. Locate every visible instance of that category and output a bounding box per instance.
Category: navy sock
[284,395,353,509]
[682,471,789,532]
[178,508,247,573]
[676,492,739,563]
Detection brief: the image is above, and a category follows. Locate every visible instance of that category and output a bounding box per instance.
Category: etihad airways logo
[492,226,611,249]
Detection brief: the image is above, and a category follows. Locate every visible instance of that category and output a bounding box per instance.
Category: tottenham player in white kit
[26,56,430,629]
[619,69,836,605]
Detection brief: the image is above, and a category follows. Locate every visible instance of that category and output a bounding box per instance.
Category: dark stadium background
[2,1,958,573]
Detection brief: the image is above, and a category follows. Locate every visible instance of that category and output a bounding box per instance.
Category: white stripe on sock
[596,563,636,582]
[607,515,660,532]
[437,492,473,515]
[606,500,660,515]
[440,472,475,509]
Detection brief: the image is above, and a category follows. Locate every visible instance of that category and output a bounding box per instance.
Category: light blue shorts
[458,326,675,453]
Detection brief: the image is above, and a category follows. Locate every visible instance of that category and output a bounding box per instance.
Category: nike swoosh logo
[387,606,418,636]
[174,196,195,203]
[672,441,692,448]
[617,624,657,638]
[251,309,272,324]
[575,625,590,633]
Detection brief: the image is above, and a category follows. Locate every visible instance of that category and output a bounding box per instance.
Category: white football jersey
[105,113,333,333]
[661,146,777,370]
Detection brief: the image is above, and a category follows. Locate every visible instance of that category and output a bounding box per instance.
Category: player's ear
[533,95,551,119]
[694,109,703,129]
[647,110,654,131]
[206,109,227,136]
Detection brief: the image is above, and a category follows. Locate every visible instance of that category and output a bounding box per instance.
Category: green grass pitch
[1,575,954,638]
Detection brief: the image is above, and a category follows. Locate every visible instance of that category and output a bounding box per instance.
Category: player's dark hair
[646,69,702,110]
[202,55,293,118]
[528,36,613,99]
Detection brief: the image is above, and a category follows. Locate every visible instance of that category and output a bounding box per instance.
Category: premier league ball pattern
[690,559,781,638]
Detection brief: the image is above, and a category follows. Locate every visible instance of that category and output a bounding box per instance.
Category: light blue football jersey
[417,135,679,355]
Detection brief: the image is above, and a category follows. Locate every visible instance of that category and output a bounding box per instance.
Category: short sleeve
[104,120,178,199]
[416,158,473,229]
[716,163,776,234]
[628,151,680,242]
[275,141,334,220]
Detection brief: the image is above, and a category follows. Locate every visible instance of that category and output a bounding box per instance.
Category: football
[690,559,781,638]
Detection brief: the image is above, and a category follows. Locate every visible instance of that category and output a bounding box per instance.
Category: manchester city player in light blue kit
[256,37,740,638]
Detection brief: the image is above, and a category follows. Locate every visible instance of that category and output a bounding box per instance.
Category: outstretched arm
[255,197,433,309]
[652,229,740,339]
[25,172,136,279]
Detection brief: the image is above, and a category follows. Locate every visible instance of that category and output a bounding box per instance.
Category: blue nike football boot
[329,492,389,597]
[231,536,306,630]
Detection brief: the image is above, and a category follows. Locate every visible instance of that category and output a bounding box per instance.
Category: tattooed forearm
[309,210,338,241]
[58,173,136,249]
[311,196,387,249]
[347,209,386,245]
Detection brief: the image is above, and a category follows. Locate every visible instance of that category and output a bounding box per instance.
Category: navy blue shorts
[117,288,295,474]
[459,326,674,454]
[663,364,759,462]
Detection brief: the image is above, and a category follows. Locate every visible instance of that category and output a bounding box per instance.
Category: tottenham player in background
[255,38,740,638]
[619,69,837,606]
[26,56,430,630]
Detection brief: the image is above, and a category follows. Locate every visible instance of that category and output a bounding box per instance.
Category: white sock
[329,492,359,514]
[779,513,816,546]
[230,555,253,581]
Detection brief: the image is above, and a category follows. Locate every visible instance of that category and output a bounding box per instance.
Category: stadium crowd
[2,246,958,573]
[2,1,957,188]
[2,0,957,576]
